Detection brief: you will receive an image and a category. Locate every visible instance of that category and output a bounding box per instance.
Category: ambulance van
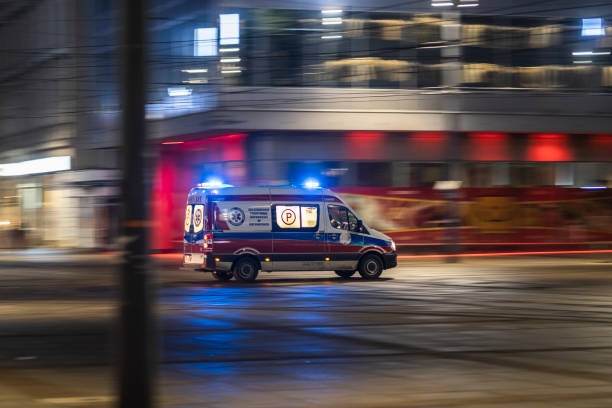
[183,185,397,282]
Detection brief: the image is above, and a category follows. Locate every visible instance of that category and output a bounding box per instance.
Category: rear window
[273,204,319,232]
[193,205,205,233]
[184,204,205,233]
[184,205,192,232]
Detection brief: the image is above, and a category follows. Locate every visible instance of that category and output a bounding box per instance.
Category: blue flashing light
[303,178,321,189]
[198,178,232,189]
[581,186,606,190]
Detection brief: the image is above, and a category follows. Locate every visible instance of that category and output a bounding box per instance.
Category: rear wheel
[232,257,259,282]
[358,254,383,279]
[212,270,233,281]
[334,270,356,279]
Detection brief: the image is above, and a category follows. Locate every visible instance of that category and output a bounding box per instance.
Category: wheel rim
[239,263,254,279]
[365,259,379,276]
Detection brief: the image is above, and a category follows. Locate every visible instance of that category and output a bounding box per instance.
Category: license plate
[184,253,205,264]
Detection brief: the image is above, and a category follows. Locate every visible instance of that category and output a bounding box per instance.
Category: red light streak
[454,242,593,246]
[398,250,612,259]
[151,250,612,262]
[208,133,247,141]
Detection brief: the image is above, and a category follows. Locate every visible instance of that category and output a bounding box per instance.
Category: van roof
[188,185,342,199]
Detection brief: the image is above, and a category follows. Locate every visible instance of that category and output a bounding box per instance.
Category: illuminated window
[184,205,193,232]
[301,206,318,228]
[582,18,605,37]
[194,27,217,56]
[274,205,319,230]
[193,205,205,233]
[21,186,42,210]
[276,205,300,229]
[220,14,239,45]
[0,156,70,177]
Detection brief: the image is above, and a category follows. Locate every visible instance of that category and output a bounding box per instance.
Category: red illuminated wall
[467,132,509,161]
[151,134,247,251]
[151,151,199,250]
[408,132,448,160]
[345,132,387,160]
[150,130,609,250]
[526,134,572,161]
[588,134,612,162]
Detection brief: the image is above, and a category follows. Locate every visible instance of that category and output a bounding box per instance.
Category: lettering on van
[247,207,270,227]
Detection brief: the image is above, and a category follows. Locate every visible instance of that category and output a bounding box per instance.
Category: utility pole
[119,0,155,406]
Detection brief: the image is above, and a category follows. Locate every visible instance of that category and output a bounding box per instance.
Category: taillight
[203,233,213,252]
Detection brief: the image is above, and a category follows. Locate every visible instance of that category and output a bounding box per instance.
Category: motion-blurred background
[0,0,611,254]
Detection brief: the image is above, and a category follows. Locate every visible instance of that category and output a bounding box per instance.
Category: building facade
[0,0,611,249]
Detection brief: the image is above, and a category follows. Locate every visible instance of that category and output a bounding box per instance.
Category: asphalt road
[1,256,612,407]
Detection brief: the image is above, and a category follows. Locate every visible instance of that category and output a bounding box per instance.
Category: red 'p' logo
[280,209,297,226]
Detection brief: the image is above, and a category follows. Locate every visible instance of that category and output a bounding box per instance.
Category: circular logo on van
[228,207,245,226]
[194,207,203,228]
[280,209,297,226]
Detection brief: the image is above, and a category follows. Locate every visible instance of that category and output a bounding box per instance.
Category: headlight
[391,240,396,251]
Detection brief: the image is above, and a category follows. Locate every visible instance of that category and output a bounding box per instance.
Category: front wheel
[335,270,356,279]
[232,257,259,282]
[212,270,233,281]
[358,254,383,279]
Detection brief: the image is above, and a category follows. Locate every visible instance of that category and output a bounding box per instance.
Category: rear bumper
[184,253,234,272]
[382,252,397,269]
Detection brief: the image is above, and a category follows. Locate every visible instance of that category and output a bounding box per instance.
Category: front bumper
[382,252,397,269]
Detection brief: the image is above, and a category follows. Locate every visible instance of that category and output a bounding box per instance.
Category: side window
[300,206,318,228]
[273,204,319,231]
[346,209,359,232]
[184,205,193,232]
[328,204,348,230]
[328,205,364,233]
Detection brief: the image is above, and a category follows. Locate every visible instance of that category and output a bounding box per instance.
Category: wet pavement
[1,256,612,407]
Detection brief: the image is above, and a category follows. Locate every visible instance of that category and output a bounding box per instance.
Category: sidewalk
[0,248,120,268]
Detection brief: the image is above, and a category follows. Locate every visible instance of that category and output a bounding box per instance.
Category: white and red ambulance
[183,184,397,281]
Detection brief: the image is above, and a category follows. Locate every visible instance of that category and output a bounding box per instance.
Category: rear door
[184,200,207,265]
[272,203,328,270]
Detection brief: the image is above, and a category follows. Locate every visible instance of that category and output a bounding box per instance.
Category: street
[2,256,612,407]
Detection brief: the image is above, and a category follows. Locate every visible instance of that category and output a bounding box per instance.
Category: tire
[335,270,356,279]
[232,257,259,282]
[212,270,233,281]
[358,254,383,279]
